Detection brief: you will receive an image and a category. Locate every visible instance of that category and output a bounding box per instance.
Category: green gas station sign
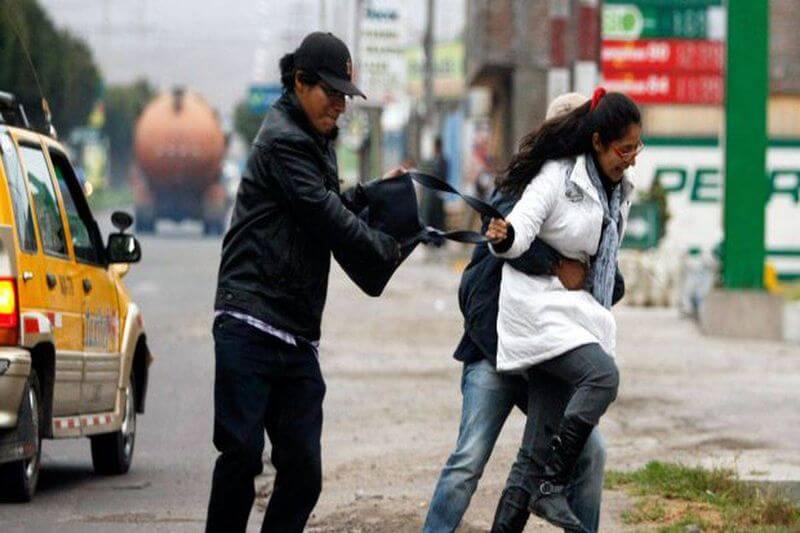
[603,1,724,40]
[621,201,662,250]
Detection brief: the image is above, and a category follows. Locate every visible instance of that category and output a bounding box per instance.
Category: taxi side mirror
[111,211,134,232]
[107,233,141,264]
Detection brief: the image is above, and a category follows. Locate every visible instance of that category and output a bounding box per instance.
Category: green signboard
[603,2,724,40]
[605,0,721,6]
[621,201,662,250]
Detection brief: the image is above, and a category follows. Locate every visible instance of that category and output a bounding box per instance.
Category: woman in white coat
[486,89,642,531]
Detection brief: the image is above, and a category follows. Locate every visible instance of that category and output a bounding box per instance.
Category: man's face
[295,73,347,137]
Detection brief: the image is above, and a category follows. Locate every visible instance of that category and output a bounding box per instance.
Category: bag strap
[406,171,502,245]
[408,171,504,220]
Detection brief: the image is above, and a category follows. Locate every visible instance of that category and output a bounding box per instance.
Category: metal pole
[423,0,435,129]
[353,0,364,83]
[723,0,768,289]
[548,0,571,103]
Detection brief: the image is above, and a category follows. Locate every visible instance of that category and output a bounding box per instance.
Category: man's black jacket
[454,190,626,366]
[215,93,399,342]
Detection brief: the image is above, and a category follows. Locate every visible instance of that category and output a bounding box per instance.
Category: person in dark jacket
[424,93,625,533]
[421,136,448,234]
[207,32,403,533]
[424,190,626,533]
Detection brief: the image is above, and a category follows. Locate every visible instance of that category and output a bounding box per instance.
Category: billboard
[601,0,725,104]
[603,1,725,40]
[631,140,800,274]
[603,72,723,104]
[602,39,723,73]
[359,2,407,105]
[247,85,282,115]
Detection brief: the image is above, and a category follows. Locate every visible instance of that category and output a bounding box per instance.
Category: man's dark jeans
[206,314,326,533]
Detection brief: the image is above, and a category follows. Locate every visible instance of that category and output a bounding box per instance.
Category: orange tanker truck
[132,88,229,234]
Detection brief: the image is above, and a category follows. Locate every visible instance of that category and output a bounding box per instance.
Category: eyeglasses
[318,82,348,102]
[612,141,644,161]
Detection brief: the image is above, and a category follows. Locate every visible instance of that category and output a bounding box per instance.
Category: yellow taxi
[0,92,151,502]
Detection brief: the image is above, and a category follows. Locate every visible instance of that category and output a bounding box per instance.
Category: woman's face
[592,123,643,182]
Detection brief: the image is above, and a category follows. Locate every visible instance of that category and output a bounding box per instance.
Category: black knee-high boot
[490,486,530,533]
[527,418,594,531]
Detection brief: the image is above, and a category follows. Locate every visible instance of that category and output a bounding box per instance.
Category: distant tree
[0,0,101,134]
[103,79,156,185]
[233,99,264,145]
[638,178,671,240]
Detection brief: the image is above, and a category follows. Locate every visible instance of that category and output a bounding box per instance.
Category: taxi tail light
[0,278,19,346]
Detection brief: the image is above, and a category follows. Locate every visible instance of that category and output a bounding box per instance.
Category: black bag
[335,172,502,296]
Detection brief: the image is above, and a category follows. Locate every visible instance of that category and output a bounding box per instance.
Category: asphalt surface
[1,218,799,532]
[1,223,221,532]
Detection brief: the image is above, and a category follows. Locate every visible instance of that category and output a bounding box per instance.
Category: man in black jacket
[207,32,402,533]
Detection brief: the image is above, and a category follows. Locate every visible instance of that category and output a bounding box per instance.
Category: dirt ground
[249,247,800,532]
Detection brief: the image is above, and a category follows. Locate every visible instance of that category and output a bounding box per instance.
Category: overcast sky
[38,0,465,117]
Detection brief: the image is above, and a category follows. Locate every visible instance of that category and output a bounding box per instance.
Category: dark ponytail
[279,52,320,93]
[497,92,641,198]
[280,53,296,91]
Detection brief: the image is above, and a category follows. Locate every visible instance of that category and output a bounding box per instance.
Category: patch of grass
[658,513,712,533]
[622,497,667,524]
[606,461,800,531]
[604,469,631,490]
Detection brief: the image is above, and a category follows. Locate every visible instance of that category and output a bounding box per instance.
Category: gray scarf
[585,155,622,309]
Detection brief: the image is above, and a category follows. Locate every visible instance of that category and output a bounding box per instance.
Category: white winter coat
[490,155,634,373]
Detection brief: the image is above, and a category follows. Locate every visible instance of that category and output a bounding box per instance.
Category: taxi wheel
[0,370,43,502]
[90,371,136,475]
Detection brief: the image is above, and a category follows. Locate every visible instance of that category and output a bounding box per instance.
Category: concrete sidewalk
[290,249,800,530]
[610,305,800,481]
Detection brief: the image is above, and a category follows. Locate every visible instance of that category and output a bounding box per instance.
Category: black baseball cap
[294,32,366,99]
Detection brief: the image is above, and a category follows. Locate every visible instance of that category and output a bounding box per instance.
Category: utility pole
[422,0,436,146]
[548,0,570,103]
[353,0,364,80]
[573,0,599,97]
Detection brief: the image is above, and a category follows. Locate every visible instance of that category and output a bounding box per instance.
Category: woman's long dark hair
[497,92,641,198]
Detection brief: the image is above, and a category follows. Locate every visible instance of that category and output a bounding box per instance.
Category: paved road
[2,219,799,532]
[1,225,221,532]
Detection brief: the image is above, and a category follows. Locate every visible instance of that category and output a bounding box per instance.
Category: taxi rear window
[0,134,38,253]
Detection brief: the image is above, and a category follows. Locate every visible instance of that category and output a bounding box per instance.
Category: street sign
[605,0,721,6]
[603,71,723,104]
[247,85,282,115]
[603,3,725,40]
[406,41,465,100]
[360,1,407,105]
[602,39,723,73]
[622,201,661,250]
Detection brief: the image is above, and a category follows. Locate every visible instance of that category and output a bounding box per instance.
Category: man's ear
[294,71,304,95]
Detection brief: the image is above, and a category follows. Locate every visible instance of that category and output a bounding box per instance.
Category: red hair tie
[590,87,607,111]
